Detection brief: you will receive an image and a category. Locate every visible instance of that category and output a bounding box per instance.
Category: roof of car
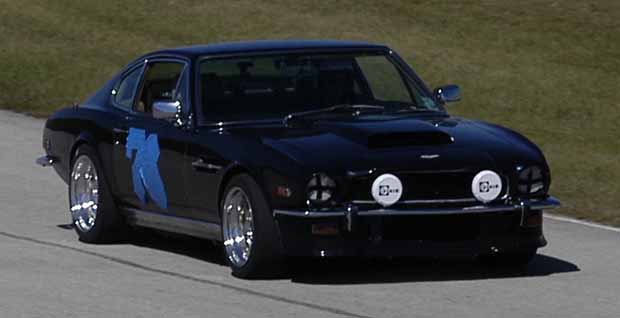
[150,40,389,58]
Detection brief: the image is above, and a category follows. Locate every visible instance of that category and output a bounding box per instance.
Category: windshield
[199,51,441,123]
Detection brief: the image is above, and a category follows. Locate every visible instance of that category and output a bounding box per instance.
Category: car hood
[229,115,545,174]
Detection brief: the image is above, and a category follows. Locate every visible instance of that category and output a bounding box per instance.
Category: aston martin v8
[37,40,560,277]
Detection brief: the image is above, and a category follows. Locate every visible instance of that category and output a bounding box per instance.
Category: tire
[69,145,127,243]
[220,174,285,278]
[478,249,537,267]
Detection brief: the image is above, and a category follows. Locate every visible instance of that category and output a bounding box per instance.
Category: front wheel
[221,174,285,278]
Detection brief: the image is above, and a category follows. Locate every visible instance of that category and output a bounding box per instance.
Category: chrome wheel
[70,155,99,233]
[222,187,254,267]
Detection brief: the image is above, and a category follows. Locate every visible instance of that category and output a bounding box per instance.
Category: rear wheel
[221,174,285,278]
[69,145,126,243]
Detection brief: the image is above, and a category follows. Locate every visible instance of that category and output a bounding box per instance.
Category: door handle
[113,127,129,134]
[191,158,222,172]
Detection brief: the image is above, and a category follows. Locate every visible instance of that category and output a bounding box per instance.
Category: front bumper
[35,155,56,167]
[273,197,559,257]
[274,197,560,218]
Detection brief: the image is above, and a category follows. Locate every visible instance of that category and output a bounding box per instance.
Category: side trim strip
[123,208,221,240]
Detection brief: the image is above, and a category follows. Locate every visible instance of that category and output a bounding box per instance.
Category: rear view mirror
[153,100,180,120]
[434,85,461,103]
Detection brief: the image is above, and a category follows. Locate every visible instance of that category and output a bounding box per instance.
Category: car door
[111,58,193,216]
[184,132,229,223]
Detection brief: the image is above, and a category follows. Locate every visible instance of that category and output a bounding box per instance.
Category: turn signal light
[275,186,292,198]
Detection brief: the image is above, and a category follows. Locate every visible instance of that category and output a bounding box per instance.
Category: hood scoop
[367,131,454,149]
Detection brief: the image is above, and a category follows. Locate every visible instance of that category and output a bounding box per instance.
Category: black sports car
[37,40,560,277]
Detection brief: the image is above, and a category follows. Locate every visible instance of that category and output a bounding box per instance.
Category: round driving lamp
[307,173,336,204]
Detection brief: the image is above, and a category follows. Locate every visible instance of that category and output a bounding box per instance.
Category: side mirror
[434,85,461,103]
[152,100,180,120]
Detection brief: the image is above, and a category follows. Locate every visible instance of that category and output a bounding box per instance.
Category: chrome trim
[420,154,440,160]
[123,208,221,240]
[524,196,561,210]
[222,187,254,267]
[346,169,376,178]
[272,210,346,218]
[152,100,180,120]
[351,198,477,205]
[191,158,222,172]
[112,127,129,134]
[35,155,56,167]
[70,155,99,232]
[274,196,561,218]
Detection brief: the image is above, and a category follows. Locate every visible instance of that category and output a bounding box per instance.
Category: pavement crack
[0,230,371,318]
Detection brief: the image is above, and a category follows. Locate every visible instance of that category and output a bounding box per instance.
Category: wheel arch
[68,131,112,187]
[217,164,252,209]
[216,164,272,215]
[69,131,97,163]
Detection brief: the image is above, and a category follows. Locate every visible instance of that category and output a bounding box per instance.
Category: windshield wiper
[390,107,443,114]
[283,104,385,127]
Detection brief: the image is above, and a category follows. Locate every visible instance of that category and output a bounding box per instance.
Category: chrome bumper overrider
[35,155,56,167]
[273,196,561,218]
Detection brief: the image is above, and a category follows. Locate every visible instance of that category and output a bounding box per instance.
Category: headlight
[307,173,336,203]
[517,166,545,195]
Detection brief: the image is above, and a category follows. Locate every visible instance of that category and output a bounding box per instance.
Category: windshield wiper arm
[391,107,443,114]
[283,104,385,127]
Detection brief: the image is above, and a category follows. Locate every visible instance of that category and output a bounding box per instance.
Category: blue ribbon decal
[126,128,168,210]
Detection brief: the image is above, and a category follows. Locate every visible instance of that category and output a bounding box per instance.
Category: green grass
[1,0,618,225]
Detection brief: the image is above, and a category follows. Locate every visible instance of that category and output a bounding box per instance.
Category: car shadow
[57,223,580,284]
[288,254,580,285]
[56,223,228,266]
[128,228,229,266]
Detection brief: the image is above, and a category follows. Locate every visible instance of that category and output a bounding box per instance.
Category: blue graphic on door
[126,128,168,210]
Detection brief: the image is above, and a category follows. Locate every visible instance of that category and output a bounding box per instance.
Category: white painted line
[544,214,620,233]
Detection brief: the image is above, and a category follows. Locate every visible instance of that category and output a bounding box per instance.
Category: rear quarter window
[113,66,142,110]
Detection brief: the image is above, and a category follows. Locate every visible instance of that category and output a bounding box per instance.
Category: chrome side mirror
[152,100,180,120]
[434,85,461,103]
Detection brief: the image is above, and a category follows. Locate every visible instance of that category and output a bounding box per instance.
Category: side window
[113,66,142,109]
[135,62,185,115]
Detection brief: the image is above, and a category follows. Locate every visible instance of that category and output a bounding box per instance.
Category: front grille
[348,170,487,202]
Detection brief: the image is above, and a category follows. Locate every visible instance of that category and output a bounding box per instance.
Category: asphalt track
[1,110,618,317]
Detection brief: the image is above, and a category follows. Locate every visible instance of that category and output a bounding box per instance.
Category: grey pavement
[0,110,618,318]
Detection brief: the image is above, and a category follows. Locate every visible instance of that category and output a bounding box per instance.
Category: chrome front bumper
[273,196,561,218]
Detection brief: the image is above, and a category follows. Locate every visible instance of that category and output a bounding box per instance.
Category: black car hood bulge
[235,115,544,174]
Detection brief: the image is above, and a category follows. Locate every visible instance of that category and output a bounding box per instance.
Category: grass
[1,0,618,225]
